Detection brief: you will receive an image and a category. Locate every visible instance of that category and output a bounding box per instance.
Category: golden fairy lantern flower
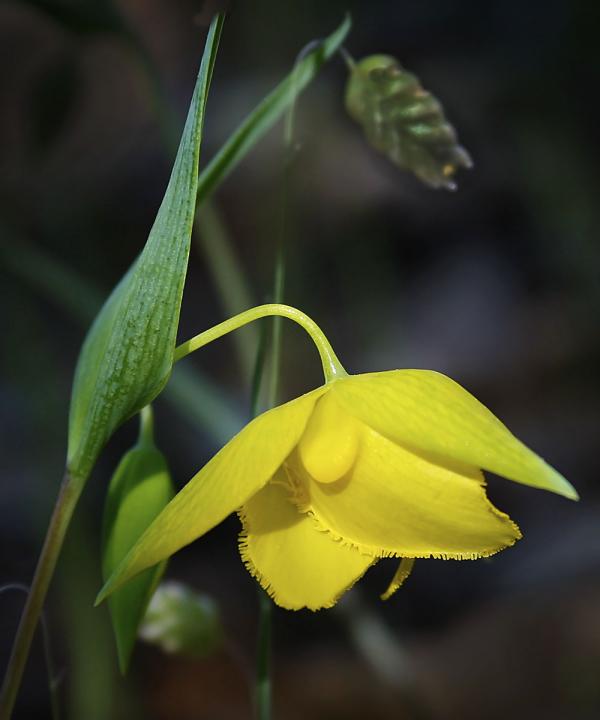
[97,305,577,612]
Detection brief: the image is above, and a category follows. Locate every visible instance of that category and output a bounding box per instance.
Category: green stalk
[174,303,345,384]
[254,42,317,716]
[0,473,85,720]
[255,589,273,720]
[40,607,61,720]
[0,585,60,720]
[251,325,274,720]
[195,202,256,381]
[266,36,314,408]
[252,66,300,716]
[265,205,288,410]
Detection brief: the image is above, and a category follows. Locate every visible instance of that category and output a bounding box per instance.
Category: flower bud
[345,54,472,190]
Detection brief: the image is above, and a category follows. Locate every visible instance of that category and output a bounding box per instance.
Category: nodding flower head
[98,364,577,611]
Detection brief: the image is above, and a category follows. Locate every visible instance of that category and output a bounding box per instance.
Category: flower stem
[0,472,84,720]
[266,244,286,409]
[255,590,273,720]
[174,303,347,384]
[0,585,61,720]
[253,46,314,717]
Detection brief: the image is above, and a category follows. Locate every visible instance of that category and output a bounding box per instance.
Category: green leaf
[102,408,174,673]
[0,229,243,446]
[196,13,351,203]
[345,54,473,190]
[138,581,221,659]
[66,15,225,481]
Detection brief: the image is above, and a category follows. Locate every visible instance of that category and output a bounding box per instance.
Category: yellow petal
[96,386,327,605]
[240,472,374,610]
[332,371,577,500]
[290,414,522,559]
[298,393,361,484]
[381,558,415,601]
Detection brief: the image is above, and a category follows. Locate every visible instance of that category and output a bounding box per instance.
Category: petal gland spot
[298,394,361,485]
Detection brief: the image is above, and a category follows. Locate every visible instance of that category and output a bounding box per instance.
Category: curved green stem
[174,304,346,384]
[0,473,84,720]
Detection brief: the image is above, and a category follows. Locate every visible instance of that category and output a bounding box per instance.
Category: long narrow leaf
[67,15,225,481]
[0,232,242,446]
[196,14,351,203]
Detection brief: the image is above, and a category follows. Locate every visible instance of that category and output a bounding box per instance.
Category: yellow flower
[97,363,576,611]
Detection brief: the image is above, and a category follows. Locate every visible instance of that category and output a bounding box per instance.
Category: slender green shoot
[0,474,83,720]
[0,584,61,720]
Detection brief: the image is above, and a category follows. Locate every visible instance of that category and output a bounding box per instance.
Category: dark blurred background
[1,0,599,718]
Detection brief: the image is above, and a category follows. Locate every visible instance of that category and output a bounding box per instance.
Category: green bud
[139,581,221,659]
[345,54,472,190]
[102,407,175,673]
[67,15,224,481]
